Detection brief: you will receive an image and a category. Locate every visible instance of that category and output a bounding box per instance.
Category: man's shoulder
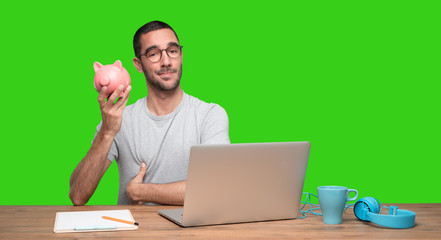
[126,97,146,109]
[121,97,147,119]
[184,92,228,119]
[185,93,225,112]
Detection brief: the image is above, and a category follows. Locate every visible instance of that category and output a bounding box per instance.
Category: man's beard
[142,63,182,92]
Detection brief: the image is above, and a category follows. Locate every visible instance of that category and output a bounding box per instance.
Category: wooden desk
[0,204,440,239]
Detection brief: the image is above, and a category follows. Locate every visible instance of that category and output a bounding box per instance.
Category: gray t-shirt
[96,92,230,204]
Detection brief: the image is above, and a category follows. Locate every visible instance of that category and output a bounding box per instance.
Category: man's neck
[146,87,183,116]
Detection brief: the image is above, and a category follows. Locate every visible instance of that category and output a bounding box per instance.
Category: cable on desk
[298,192,354,219]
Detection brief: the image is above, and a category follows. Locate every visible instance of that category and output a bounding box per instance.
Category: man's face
[134,28,183,92]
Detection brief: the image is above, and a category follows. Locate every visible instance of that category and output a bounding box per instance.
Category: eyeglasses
[140,45,183,63]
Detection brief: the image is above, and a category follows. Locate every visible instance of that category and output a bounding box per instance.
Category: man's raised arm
[69,85,131,205]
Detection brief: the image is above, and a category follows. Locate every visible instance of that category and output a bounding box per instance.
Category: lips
[159,71,173,76]
[157,68,177,79]
[158,72,174,79]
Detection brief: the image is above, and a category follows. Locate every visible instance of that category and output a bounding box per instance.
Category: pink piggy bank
[93,60,131,97]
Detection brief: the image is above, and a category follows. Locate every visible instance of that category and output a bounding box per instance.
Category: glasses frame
[140,45,183,63]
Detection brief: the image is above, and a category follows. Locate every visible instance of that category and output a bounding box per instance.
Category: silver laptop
[158,141,310,227]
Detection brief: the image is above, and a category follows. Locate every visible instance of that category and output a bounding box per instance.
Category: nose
[159,49,171,67]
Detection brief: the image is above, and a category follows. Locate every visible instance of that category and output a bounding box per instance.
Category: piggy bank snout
[99,76,111,86]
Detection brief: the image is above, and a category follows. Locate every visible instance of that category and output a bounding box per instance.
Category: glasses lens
[167,46,181,58]
[146,48,161,62]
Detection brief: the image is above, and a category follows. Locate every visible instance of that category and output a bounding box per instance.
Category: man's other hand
[126,162,147,205]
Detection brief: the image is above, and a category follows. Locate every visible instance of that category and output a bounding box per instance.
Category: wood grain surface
[0,204,440,239]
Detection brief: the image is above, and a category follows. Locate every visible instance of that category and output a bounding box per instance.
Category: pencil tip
[134,222,139,226]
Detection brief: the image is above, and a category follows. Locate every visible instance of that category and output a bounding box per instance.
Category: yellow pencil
[102,216,139,226]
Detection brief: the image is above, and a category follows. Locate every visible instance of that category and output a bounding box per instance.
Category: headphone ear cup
[354,197,381,221]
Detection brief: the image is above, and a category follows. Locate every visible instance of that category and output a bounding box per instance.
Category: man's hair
[133,21,179,58]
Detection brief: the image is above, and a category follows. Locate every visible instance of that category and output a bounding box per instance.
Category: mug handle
[347,189,358,201]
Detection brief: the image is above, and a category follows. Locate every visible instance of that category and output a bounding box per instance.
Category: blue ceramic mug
[317,186,358,224]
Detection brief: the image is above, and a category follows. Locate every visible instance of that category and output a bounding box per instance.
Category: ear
[93,62,103,72]
[133,57,143,73]
[114,60,123,71]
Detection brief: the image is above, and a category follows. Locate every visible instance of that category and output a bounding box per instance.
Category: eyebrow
[144,42,180,54]
[144,45,158,54]
[168,42,179,47]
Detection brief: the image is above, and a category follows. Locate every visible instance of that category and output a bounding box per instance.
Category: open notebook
[54,209,138,233]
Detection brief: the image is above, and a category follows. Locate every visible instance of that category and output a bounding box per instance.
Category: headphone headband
[354,197,415,229]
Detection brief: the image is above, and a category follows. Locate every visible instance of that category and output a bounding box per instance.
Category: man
[69,21,230,206]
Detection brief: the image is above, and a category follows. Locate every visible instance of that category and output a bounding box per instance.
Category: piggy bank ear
[114,60,123,71]
[93,62,103,72]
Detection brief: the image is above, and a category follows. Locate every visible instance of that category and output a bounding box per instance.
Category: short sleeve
[200,105,230,144]
[93,121,119,162]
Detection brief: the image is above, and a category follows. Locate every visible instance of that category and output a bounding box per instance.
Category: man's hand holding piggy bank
[94,60,131,138]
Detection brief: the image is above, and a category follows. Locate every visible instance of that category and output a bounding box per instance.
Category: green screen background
[1,1,439,205]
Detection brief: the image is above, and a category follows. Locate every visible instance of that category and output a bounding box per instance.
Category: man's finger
[98,86,108,104]
[133,162,147,181]
[107,85,124,104]
[116,85,132,112]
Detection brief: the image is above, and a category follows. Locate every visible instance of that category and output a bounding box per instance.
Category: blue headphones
[353,197,416,229]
